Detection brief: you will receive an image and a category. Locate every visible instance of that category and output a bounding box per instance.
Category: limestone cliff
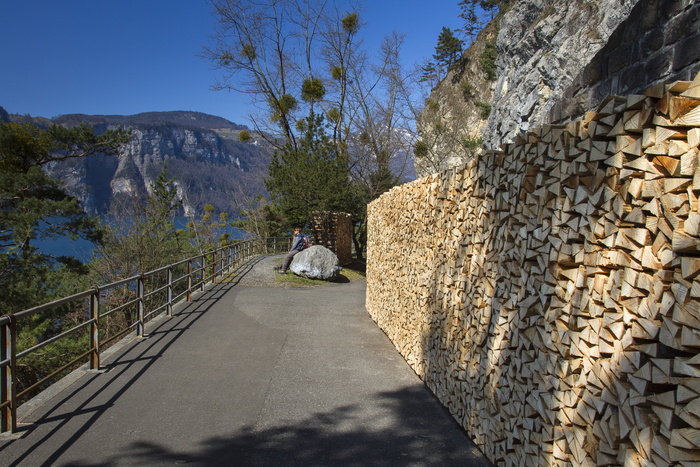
[4,110,273,217]
[416,0,640,175]
[484,0,640,149]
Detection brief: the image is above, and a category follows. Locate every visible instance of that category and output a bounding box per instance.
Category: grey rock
[290,245,341,281]
[483,0,640,150]
[415,0,639,176]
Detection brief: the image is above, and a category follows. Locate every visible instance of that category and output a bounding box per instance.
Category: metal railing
[0,236,291,433]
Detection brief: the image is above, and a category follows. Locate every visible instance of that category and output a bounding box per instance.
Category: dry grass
[274,257,365,286]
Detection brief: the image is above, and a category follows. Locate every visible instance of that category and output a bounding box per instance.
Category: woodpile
[311,211,353,266]
[366,72,700,466]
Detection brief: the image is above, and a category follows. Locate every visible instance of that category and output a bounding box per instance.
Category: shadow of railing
[0,238,290,433]
[4,278,236,465]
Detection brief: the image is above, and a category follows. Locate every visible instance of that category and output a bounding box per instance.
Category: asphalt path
[0,255,491,466]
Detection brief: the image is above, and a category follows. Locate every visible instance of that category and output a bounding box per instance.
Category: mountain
[1,108,274,218]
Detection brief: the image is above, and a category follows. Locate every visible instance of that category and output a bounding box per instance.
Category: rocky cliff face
[416,0,640,174]
[4,110,273,217]
[553,0,700,124]
[484,0,639,149]
[414,20,501,177]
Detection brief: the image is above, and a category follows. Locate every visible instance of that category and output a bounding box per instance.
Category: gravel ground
[224,254,287,287]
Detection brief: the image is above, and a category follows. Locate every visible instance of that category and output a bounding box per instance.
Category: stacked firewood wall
[366,73,700,466]
[311,211,353,266]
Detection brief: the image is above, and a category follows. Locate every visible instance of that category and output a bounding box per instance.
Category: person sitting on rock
[278,227,308,274]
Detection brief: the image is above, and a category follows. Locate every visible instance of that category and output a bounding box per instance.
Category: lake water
[34,236,97,262]
[33,217,248,263]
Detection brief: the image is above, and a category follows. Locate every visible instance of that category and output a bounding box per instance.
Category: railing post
[1,315,17,433]
[90,288,100,370]
[200,255,206,292]
[187,259,193,302]
[0,317,6,433]
[227,246,233,274]
[166,266,173,317]
[137,275,145,337]
[212,251,217,284]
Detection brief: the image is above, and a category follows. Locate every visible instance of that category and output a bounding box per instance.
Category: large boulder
[290,245,341,281]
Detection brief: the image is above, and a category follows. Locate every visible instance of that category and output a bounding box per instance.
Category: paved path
[0,256,491,466]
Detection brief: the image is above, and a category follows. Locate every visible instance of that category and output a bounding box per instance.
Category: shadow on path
[74,386,489,466]
[0,281,235,466]
[0,254,492,466]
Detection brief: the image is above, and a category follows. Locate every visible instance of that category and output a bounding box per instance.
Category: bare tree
[347,32,417,197]
[205,0,362,151]
[205,0,422,258]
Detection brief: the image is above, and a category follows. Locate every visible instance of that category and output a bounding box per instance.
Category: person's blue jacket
[291,232,307,251]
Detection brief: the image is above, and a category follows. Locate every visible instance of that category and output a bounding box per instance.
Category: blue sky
[1,0,462,127]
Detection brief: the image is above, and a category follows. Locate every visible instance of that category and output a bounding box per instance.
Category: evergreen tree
[420,61,441,85]
[458,0,483,45]
[0,122,128,313]
[457,1,512,45]
[265,112,354,228]
[433,27,464,71]
[480,0,508,19]
[0,121,128,396]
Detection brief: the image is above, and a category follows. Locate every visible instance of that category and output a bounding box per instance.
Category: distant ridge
[53,110,248,131]
[0,107,248,132]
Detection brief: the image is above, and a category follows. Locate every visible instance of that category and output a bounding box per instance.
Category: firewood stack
[366,72,700,466]
[310,211,353,266]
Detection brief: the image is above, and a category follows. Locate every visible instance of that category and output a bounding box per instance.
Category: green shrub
[479,42,497,81]
[413,140,429,158]
[474,101,491,119]
[460,81,475,101]
[462,137,483,151]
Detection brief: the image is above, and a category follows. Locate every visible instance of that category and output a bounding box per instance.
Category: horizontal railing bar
[170,257,191,268]
[144,284,168,299]
[144,304,167,321]
[17,320,93,359]
[98,274,141,293]
[15,289,95,320]
[1,237,288,434]
[172,290,188,303]
[143,264,172,276]
[16,348,95,401]
[172,273,190,284]
[100,297,139,318]
[101,327,132,347]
